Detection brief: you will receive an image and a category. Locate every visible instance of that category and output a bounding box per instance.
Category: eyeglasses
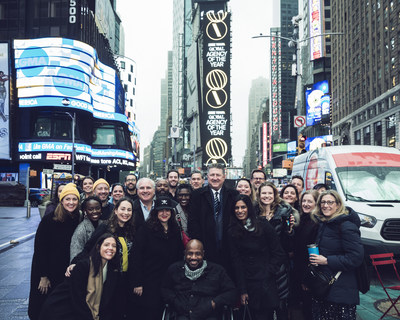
[321,200,336,206]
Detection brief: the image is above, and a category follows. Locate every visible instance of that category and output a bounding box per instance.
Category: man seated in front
[161,239,237,320]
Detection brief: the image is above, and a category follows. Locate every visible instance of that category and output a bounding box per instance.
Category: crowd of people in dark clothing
[28,165,364,320]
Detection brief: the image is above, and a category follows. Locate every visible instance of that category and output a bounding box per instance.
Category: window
[130,65,133,72]
[374,121,382,145]
[92,123,131,150]
[33,113,72,139]
[132,87,135,95]
[128,74,131,82]
[120,61,125,69]
[363,126,371,145]
[354,130,361,145]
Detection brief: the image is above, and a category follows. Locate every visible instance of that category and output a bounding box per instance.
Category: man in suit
[188,163,238,275]
[132,177,155,229]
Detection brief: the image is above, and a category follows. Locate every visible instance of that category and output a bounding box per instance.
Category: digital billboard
[273,143,287,153]
[305,135,333,151]
[200,10,231,168]
[287,140,297,158]
[0,42,10,160]
[305,80,330,126]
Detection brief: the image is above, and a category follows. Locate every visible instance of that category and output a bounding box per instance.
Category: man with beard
[132,177,156,229]
[155,179,169,197]
[161,240,236,320]
[166,169,179,200]
[93,178,113,220]
[124,173,138,201]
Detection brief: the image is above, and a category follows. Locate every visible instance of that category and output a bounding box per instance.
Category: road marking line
[0,232,36,249]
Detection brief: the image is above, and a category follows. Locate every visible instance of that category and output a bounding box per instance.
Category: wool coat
[229,219,286,310]
[314,207,364,305]
[129,223,183,309]
[161,261,237,320]
[39,257,119,320]
[188,185,238,275]
[28,211,80,320]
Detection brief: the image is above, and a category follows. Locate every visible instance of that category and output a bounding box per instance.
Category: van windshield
[337,166,400,202]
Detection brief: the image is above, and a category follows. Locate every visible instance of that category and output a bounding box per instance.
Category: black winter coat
[129,224,183,308]
[161,261,237,320]
[39,257,119,320]
[188,185,238,275]
[315,207,364,305]
[28,211,80,320]
[229,219,286,309]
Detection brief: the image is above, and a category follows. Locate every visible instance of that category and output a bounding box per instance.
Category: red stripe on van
[333,153,400,167]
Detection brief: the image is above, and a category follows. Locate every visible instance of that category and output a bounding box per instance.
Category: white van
[292,145,400,256]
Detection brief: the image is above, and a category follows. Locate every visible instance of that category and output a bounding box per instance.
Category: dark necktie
[214,191,220,216]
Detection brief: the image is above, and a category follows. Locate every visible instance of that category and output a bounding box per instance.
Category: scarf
[184,260,208,281]
[243,218,255,232]
[86,259,104,320]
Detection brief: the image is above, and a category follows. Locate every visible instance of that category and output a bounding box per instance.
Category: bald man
[162,239,237,320]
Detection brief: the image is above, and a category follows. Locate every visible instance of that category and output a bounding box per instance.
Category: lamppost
[62,111,76,177]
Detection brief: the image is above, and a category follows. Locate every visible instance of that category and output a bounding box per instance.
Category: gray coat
[70,217,101,262]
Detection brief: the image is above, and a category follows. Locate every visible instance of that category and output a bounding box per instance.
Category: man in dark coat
[162,240,237,320]
[124,173,138,201]
[188,163,238,275]
[132,177,155,229]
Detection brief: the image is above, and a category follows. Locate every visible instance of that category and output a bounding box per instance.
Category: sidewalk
[0,206,398,319]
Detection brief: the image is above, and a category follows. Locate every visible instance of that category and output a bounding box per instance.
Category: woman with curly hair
[229,194,286,319]
[130,196,183,320]
[280,184,300,211]
[70,197,136,320]
[254,181,300,320]
[308,190,363,320]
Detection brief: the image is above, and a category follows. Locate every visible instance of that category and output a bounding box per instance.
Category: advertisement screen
[305,135,333,151]
[309,0,324,60]
[0,42,10,160]
[273,143,287,153]
[287,140,297,158]
[305,80,330,126]
[200,10,231,168]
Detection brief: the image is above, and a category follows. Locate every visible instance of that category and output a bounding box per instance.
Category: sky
[117,0,278,167]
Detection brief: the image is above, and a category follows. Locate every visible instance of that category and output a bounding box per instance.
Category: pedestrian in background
[28,183,81,320]
[130,196,183,320]
[80,176,95,203]
[109,183,125,206]
[39,233,119,320]
[309,190,364,320]
[236,178,256,204]
[229,194,286,319]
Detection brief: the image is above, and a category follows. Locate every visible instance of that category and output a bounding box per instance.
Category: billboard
[309,0,325,60]
[0,43,10,160]
[305,135,333,151]
[200,10,231,168]
[270,28,282,140]
[305,80,330,126]
[287,140,297,158]
[273,143,287,153]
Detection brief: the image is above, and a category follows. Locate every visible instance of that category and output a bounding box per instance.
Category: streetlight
[61,111,76,177]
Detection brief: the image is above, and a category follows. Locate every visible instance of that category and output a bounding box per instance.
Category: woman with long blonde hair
[308,190,364,320]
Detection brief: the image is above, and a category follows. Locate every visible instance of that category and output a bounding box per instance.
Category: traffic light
[298,134,306,155]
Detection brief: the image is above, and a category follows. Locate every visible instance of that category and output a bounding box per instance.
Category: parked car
[29,188,50,207]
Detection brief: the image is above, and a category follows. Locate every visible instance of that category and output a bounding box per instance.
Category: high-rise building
[0,0,138,187]
[331,0,400,147]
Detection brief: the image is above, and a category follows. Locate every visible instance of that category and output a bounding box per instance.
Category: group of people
[28,165,364,320]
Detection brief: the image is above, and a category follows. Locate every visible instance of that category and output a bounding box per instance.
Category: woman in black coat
[291,190,319,319]
[130,196,184,320]
[39,233,119,320]
[229,194,286,320]
[309,190,364,320]
[28,183,81,320]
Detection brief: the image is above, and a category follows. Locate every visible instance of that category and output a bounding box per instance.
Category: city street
[0,206,399,320]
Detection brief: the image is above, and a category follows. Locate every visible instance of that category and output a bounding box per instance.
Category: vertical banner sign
[270,30,282,141]
[262,122,268,167]
[201,11,231,168]
[309,0,324,60]
[68,0,81,38]
[0,43,10,160]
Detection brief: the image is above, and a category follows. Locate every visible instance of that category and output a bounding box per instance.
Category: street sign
[42,169,54,175]
[294,115,306,128]
[53,164,72,171]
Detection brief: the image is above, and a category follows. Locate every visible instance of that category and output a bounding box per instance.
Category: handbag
[176,214,191,247]
[304,264,342,299]
[356,259,370,294]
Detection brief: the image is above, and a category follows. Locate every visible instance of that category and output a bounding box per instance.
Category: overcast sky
[117,0,278,167]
